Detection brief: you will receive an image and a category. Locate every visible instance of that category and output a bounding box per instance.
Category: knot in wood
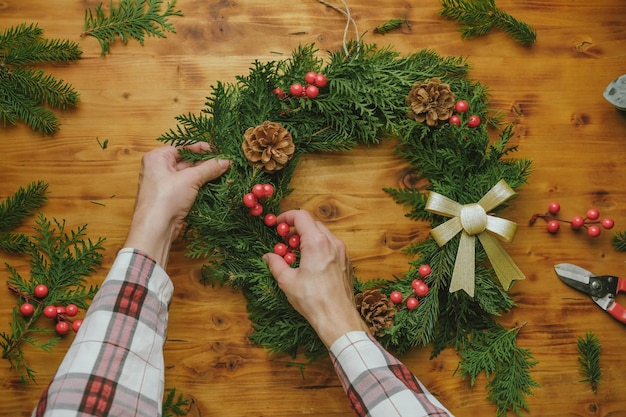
[460,203,486,235]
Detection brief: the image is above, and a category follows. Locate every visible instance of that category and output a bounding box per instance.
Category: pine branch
[0,181,48,233]
[82,0,183,55]
[611,230,626,251]
[440,0,537,45]
[162,387,190,417]
[577,332,602,393]
[0,24,81,135]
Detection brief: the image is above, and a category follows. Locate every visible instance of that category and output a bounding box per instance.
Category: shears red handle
[606,276,626,322]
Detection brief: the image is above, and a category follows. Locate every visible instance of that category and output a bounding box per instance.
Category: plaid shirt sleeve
[330,331,454,417]
[33,248,173,417]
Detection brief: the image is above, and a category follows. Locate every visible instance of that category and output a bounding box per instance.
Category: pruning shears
[554,263,626,324]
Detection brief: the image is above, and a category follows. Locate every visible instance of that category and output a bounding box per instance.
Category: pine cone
[406,77,456,127]
[355,289,396,337]
[242,121,295,173]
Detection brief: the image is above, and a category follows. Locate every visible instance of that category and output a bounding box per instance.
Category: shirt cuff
[111,248,174,305]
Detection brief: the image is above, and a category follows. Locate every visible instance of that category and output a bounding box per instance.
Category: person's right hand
[264,210,369,348]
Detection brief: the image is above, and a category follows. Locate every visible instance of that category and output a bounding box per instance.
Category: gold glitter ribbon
[425,179,525,297]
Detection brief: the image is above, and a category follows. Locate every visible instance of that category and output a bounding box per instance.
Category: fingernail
[218,159,230,169]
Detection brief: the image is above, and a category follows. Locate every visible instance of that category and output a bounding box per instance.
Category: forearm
[330,331,453,417]
[33,248,173,417]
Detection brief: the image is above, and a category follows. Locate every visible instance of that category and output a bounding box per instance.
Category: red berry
[305,85,319,99]
[411,279,424,291]
[305,71,317,85]
[571,216,585,230]
[55,321,70,335]
[548,202,560,214]
[65,304,79,317]
[243,193,257,208]
[418,264,431,278]
[587,225,601,237]
[276,222,290,237]
[262,184,274,198]
[390,291,403,304]
[43,305,57,319]
[272,87,285,98]
[34,284,48,298]
[20,302,34,317]
[455,100,469,113]
[288,234,300,249]
[449,115,461,126]
[274,243,288,256]
[264,213,278,227]
[72,319,83,333]
[406,297,419,310]
[249,203,263,217]
[546,220,560,234]
[283,252,297,265]
[289,83,304,97]
[601,218,615,229]
[467,115,481,128]
[586,208,600,220]
[414,283,429,297]
[314,73,327,87]
[252,184,265,199]
[56,306,66,315]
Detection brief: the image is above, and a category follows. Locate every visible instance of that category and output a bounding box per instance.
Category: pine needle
[82,0,183,55]
[577,332,602,393]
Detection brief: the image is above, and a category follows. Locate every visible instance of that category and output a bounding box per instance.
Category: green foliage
[577,332,602,393]
[158,41,537,414]
[373,18,406,35]
[441,0,537,45]
[0,214,105,383]
[611,230,626,251]
[458,324,539,417]
[83,0,183,55]
[162,387,190,417]
[0,181,48,253]
[0,23,81,134]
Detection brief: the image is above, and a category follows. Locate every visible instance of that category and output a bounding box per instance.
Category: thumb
[264,252,294,288]
[189,158,230,185]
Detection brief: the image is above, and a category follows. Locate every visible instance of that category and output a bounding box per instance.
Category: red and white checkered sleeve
[330,331,453,417]
[33,248,173,417]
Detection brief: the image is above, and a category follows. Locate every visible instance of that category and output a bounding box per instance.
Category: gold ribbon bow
[425,179,525,297]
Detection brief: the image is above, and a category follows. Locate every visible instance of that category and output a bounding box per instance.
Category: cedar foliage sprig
[0,211,105,383]
[577,332,602,393]
[611,231,626,251]
[441,0,537,45]
[0,181,48,253]
[158,42,537,414]
[82,0,183,55]
[374,18,406,35]
[0,24,81,135]
[162,387,190,417]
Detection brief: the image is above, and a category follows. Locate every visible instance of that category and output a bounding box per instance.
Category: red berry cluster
[448,99,481,128]
[529,201,615,238]
[273,71,328,100]
[11,283,83,335]
[389,264,431,310]
[242,184,300,265]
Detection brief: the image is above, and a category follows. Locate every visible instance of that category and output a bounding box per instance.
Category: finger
[183,158,230,186]
[264,252,296,288]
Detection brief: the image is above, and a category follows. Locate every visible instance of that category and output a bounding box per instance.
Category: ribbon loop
[425,179,525,297]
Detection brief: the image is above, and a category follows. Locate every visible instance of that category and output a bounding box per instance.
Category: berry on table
[467,115,481,128]
[406,297,419,310]
[56,306,66,315]
[72,319,83,333]
[587,225,601,237]
[546,220,560,234]
[55,321,70,335]
[455,100,469,113]
[34,284,48,298]
[547,202,560,214]
[65,304,79,317]
[20,302,34,317]
[601,218,615,229]
[390,291,403,304]
[586,208,600,220]
[570,216,585,230]
[43,305,57,319]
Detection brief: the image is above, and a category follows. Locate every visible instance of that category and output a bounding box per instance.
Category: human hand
[124,143,230,268]
[264,210,369,348]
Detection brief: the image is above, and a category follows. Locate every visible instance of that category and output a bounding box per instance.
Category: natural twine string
[317,0,360,57]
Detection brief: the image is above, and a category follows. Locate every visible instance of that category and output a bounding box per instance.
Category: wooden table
[1,1,626,416]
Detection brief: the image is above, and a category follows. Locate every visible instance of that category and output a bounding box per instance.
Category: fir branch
[0,180,48,233]
[577,332,602,393]
[440,0,537,45]
[0,24,81,135]
[373,18,406,35]
[162,387,190,417]
[1,213,105,382]
[82,0,183,55]
[611,230,626,251]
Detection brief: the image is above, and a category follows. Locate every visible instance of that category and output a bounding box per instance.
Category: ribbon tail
[478,233,525,290]
[449,232,476,297]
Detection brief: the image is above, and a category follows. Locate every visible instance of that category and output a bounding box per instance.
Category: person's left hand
[124,143,230,267]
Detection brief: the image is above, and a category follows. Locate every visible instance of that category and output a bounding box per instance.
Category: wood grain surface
[2,0,626,416]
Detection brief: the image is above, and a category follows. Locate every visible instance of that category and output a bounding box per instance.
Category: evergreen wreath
[158,41,538,416]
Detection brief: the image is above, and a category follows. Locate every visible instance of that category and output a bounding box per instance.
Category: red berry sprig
[389,264,431,310]
[8,283,84,335]
[273,71,328,100]
[529,202,615,238]
[448,99,481,129]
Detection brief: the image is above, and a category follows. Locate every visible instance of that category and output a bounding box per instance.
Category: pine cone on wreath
[242,121,295,173]
[406,77,456,126]
[355,289,396,337]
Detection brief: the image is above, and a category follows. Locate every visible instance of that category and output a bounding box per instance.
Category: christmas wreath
[158,41,538,416]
